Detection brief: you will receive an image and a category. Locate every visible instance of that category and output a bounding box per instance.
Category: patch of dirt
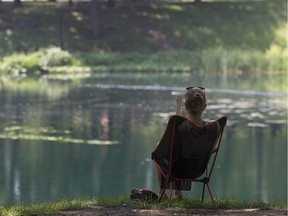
[56,205,287,215]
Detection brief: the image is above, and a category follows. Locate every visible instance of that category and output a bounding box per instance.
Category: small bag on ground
[130,188,159,202]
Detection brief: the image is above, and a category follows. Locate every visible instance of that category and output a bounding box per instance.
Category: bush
[39,47,74,70]
[0,53,41,76]
[0,47,82,76]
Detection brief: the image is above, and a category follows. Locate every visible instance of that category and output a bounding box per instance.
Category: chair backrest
[152,115,227,180]
[206,116,227,179]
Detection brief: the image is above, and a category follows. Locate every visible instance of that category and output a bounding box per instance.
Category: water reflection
[0,76,286,205]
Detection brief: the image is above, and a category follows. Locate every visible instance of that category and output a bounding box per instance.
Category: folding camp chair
[151,115,227,203]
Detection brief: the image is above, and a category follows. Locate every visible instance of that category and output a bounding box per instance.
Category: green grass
[0,198,96,216]
[0,197,286,216]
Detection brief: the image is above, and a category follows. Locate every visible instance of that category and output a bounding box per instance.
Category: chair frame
[153,116,227,203]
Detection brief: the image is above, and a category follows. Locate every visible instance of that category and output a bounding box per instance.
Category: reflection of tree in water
[251,127,264,201]
[100,107,110,140]
[98,105,133,196]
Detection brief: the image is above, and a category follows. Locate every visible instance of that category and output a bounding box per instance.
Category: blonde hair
[184,87,206,116]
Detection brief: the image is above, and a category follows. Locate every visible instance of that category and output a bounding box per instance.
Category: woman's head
[184,87,207,116]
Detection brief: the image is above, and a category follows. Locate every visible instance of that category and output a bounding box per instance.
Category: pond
[0,73,286,205]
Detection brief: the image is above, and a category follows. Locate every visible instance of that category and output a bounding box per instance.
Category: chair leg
[169,182,173,203]
[206,183,215,204]
[201,183,215,204]
[158,180,169,202]
[201,183,206,202]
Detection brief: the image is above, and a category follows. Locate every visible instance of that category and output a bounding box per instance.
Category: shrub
[0,53,41,76]
[39,47,74,70]
[0,47,82,76]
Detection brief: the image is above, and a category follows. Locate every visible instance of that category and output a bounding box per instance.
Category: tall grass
[0,47,286,76]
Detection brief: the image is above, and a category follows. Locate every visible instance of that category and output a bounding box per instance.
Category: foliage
[0,47,80,76]
[0,0,286,54]
[39,47,77,69]
[0,53,41,77]
[0,48,286,76]
[0,1,286,76]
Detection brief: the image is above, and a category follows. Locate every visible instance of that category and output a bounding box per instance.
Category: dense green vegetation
[1,47,286,77]
[0,0,286,76]
[0,0,286,53]
[0,197,286,216]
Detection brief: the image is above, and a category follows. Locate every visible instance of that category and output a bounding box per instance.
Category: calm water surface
[0,74,286,204]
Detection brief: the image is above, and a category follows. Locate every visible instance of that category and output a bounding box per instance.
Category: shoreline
[1,197,287,216]
[57,205,287,216]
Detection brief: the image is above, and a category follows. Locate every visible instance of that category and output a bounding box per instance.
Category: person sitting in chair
[152,86,219,201]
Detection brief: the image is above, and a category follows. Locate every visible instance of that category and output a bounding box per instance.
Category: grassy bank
[0,47,286,77]
[0,197,286,216]
[0,0,286,77]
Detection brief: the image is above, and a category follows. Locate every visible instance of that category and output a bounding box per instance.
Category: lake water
[0,73,286,205]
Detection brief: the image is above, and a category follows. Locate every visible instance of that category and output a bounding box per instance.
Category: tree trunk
[91,0,100,36]
[59,9,64,49]
[106,0,114,9]
[13,0,22,7]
